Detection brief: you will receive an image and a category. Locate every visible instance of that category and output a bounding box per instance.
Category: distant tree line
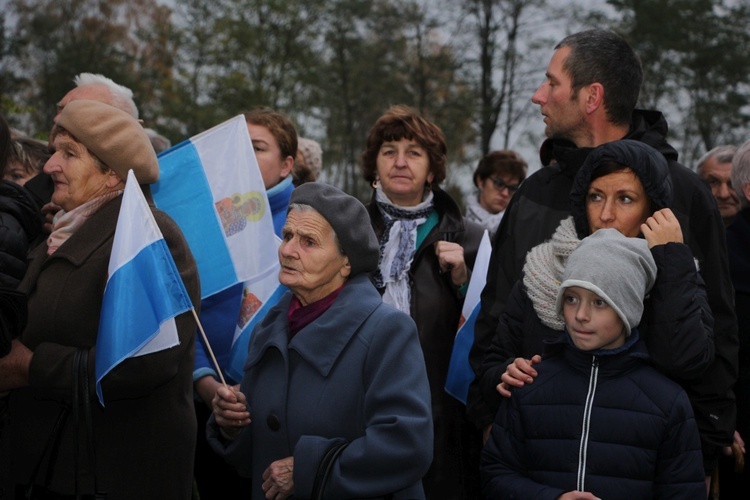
[1,0,748,197]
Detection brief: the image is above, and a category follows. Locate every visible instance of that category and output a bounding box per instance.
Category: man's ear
[583,83,604,115]
[742,183,750,204]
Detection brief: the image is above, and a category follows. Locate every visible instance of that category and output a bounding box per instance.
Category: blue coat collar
[244,274,382,377]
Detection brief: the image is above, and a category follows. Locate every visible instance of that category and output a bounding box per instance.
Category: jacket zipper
[577,356,599,492]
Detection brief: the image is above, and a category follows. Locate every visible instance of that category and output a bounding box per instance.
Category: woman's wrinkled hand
[497,355,542,398]
[212,384,251,437]
[262,456,294,499]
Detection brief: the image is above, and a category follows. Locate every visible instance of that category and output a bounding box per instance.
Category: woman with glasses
[465,150,527,237]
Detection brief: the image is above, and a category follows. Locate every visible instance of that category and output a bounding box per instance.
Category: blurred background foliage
[1,0,748,199]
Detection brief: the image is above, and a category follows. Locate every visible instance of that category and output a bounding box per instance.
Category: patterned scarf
[373,187,434,314]
[522,216,580,330]
[47,190,123,255]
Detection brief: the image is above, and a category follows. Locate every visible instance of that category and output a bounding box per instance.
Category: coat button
[267,414,280,431]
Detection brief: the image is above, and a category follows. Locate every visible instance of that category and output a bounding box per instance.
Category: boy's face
[562,286,627,351]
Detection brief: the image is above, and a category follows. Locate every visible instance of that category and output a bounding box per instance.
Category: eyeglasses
[488,177,521,193]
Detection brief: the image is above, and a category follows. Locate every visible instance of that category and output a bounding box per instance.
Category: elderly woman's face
[376,138,434,207]
[278,209,351,306]
[247,123,293,191]
[585,169,650,237]
[44,133,117,212]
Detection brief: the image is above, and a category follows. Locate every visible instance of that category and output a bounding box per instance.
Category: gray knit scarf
[522,216,580,330]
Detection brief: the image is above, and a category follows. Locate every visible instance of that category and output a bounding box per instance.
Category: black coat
[367,186,484,499]
[726,207,750,442]
[0,179,43,287]
[468,110,738,460]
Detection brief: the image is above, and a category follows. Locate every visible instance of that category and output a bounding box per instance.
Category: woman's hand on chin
[641,208,683,248]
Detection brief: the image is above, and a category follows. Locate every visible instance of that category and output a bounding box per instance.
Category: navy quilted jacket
[481,334,705,499]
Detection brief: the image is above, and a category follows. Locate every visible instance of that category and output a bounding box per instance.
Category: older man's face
[701,156,740,223]
[278,210,351,306]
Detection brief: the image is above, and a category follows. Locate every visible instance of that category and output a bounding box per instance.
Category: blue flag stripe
[95,238,192,400]
[153,141,237,297]
[444,304,481,404]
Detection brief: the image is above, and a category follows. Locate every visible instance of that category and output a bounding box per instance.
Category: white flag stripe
[461,230,492,320]
[107,178,163,277]
[191,116,279,284]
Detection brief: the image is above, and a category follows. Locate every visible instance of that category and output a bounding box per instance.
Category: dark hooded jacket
[468,110,737,465]
[476,140,714,426]
[0,179,43,287]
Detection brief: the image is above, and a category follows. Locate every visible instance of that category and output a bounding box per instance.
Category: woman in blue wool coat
[207,182,433,500]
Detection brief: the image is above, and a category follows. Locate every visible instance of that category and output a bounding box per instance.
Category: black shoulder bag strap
[311,441,349,500]
[73,349,106,500]
[23,401,70,499]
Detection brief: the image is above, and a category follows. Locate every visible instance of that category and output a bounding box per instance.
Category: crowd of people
[0,27,747,500]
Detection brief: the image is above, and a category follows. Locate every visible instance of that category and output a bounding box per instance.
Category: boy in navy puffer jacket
[481,228,705,499]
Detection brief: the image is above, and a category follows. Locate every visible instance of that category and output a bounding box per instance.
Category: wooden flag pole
[191,308,228,387]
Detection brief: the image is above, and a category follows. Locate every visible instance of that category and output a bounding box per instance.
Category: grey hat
[555,228,657,335]
[289,183,379,276]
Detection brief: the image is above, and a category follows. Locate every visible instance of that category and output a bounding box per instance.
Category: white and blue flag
[95,170,194,406]
[445,230,492,404]
[153,115,279,299]
[152,116,284,382]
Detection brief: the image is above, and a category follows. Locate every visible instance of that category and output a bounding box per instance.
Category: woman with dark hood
[477,139,715,441]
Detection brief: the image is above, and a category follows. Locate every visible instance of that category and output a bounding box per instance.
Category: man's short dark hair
[556,29,643,126]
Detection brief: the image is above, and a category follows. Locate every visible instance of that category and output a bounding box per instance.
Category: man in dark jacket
[468,29,737,486]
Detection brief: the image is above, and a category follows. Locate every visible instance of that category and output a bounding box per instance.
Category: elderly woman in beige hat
[0,100,201,499]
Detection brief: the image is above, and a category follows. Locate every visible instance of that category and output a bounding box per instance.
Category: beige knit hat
[297,137,322,178]
[55,99,159,184]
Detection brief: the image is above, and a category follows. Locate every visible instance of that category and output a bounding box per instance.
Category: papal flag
[152,116,284,382]
[152,115,279,299]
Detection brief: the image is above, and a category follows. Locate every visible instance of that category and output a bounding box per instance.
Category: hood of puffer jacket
[570,139,673,239]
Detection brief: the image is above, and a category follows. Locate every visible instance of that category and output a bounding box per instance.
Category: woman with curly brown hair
[361,105,484,499]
